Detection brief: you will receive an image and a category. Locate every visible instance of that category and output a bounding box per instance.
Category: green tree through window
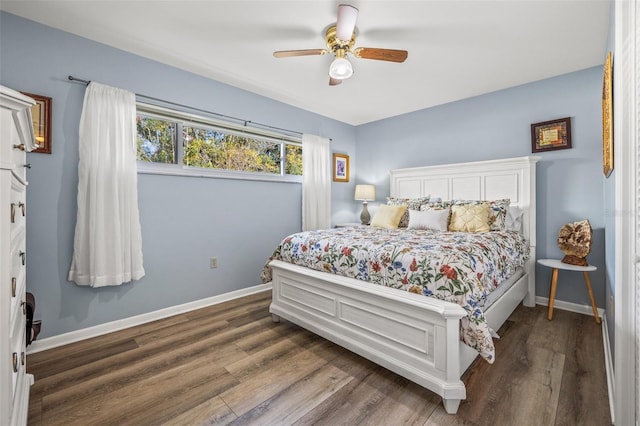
[136,117,175,164]
[183,127,280,173]
[136,106,302,177]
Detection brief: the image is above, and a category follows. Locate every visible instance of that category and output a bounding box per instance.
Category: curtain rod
[67,75,331,141]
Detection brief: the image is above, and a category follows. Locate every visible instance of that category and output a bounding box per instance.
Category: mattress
[484,267,525,309]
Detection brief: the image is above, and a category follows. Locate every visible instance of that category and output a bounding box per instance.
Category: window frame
[135,103,302,183]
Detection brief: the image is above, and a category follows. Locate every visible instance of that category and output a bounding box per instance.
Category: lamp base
[360,202,370,225]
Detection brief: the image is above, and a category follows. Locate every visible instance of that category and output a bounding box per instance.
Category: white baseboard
[27,283,272,354]
[535,296,605,318]
[601,315,615,425]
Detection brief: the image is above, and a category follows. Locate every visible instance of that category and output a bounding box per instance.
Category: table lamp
[354,184,376,225]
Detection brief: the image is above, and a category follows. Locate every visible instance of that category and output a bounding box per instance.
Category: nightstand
[537,258,600,324]
[335,222,368,228]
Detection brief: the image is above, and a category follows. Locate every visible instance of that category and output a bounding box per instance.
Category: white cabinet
[0,85,37,426]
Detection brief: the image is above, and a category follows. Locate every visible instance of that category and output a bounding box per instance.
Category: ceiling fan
[273,4,408,86]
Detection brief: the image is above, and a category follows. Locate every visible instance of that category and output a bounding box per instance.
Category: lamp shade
[354,184,376,201]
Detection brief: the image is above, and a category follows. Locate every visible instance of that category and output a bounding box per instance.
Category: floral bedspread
[261,226,529,363]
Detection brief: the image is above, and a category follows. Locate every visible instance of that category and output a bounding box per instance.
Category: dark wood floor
[27,290,611,425]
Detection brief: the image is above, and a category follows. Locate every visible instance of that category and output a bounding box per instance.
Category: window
[136,104,302,181]
[137,114,176,164]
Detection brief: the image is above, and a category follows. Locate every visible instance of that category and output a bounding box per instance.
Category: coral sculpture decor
[557,219,593,266]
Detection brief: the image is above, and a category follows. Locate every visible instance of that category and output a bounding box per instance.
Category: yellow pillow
[370,204,408,229]
[449,203,491,232]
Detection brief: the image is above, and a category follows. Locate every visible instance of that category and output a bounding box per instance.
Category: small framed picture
[531,117,572,153]
[332,153,349,182]
[21,92,52,154]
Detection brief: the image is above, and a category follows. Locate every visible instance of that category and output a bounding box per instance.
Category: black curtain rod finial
[68,75,91,85]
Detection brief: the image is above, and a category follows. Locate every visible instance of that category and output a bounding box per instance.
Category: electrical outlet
[210,257,218,269]
[609,295,614,313]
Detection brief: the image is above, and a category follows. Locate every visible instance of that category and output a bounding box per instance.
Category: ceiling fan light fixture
[273,4,407,86]
[329,57,353,80]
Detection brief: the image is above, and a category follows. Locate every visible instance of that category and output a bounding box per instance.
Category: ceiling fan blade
[273,49,328,58]
[353,47,408,63]
[329,77,343,86]
[336,4,358,42]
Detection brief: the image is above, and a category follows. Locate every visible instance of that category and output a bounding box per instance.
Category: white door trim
[613,1,638,424]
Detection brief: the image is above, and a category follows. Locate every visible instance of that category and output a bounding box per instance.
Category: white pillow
[506,206,524,232]
[408,208,450,231]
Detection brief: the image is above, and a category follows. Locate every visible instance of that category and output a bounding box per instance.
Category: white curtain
[68,82,145,287]
[302,134,331,231]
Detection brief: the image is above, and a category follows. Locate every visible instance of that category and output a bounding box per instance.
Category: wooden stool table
[537,259,601,324]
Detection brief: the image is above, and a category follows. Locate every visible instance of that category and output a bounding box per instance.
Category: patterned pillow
[450,199,510,230]
[420,200,452,211]
[449,204,491,232]
[386,196,431,228]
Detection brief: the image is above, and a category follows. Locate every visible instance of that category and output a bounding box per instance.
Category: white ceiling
[1,1,610,125]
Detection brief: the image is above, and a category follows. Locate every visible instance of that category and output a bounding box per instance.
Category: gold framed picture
[531,117,572,153]
[21,92,52,154]
[602,51,613,177]
[332,153,349,182]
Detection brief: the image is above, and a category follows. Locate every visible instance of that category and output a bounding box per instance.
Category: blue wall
[1,11,608,339]
[356,67,606,308]
[603,0,616,359]
[0,12,356,338]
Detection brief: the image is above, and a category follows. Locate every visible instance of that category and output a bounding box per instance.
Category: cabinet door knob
[21,352,25,366]
[11,277,16,297]
[19,202,25,216]
[13,144,25,151]
[24,163,31,169]
[21,300,26,315]
[12,352,18,372]
[10,203,16,223]
[19,251,25,266]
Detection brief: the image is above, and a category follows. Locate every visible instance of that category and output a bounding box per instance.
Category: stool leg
[547,268,559,320]
[583,271,601,324]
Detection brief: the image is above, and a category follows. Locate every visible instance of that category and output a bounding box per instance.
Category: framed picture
[21,92,52,154]
[602,51,613,177]
[332,153,349,182]
[531,117,572,153]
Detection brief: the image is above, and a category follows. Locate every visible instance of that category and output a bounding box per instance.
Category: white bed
[268,156,539,414]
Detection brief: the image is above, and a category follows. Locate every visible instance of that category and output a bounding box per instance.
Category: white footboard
[268,260,468,414]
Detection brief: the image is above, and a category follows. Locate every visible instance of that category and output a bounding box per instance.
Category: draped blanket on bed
[261,227,529,363]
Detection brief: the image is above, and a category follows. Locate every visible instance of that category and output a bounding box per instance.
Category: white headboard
[389,156,540,244]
